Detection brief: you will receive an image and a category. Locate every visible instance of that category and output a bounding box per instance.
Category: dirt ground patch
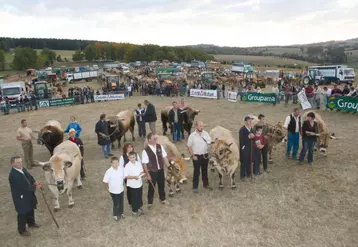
[0,94,357,247]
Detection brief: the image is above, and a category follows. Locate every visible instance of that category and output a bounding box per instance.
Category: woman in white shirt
[124,152,145,217]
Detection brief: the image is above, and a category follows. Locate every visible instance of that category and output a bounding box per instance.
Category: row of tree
[0,37,92,52]
[11,48,57,70]
[73,43,213,62]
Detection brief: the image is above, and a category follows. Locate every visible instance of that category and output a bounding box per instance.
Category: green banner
[49,98,74,107]
[327,96,358,112]
[240,92,276,104]
[156,68,174,74]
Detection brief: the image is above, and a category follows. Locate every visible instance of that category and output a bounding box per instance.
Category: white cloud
[0,0,357,47]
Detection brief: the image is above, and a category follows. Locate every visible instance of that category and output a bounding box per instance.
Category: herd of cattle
[32,106,335,212]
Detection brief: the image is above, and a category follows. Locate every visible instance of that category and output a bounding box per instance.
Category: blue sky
[0,0,357,47]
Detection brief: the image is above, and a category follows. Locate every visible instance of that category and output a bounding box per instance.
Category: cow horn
[35,160,51,166]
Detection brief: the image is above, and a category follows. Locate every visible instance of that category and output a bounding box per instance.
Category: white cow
[36,140,82,211]
[209,126,240,189]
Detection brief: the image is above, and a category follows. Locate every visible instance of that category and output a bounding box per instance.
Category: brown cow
[144,135,190,185]
[250,115,287,163]
[37,120,64,155]
[107,110,135,148]
[161,106,200,139]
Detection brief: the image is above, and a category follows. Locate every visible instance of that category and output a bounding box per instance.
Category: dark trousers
[137,121,146,137]
[299,139,315,164]
[192,154,209,189]
[126,186,131,205]
[262,144,268,171]
[110,192,124,216]
[130,186,143,213]
[80,159,85,178]
[240,152,251,178]
[148,169,166,204]
[253,148,262,176]
[18,210,35,233]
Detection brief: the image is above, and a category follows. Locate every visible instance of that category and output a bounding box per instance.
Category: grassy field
[0,92,357,247]
[214,54,315,66]
[247,47,302,55]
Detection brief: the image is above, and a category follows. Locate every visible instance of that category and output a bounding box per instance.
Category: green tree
[37,54,49,68]
[84,43,96,61]
[72,50,84,61]
[12,47,38,70]
[41,48,57,65]
[0,49,5,70]
[56,55,63,62]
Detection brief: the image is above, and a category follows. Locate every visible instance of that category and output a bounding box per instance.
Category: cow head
[36,153,78,193]
[181,108,200,133]
[167,160,182,181]
[211,139,233,162]
[269,122,287,144]
[107,117,121,139]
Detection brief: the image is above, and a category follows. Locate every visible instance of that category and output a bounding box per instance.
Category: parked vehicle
[1,81,26,107]
[304,65,355,85]
[34,81,51,99]
[67,70,98,83]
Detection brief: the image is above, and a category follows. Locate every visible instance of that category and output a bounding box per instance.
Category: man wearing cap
[68,128,86,179]
[239,116,255,180]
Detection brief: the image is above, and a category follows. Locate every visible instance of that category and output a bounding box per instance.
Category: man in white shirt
[283,108,301,160]
[187,120,213,193]
[142,133,170,209]
[16,119,37,169]
[124,152,145,216]
[103,156,125,221]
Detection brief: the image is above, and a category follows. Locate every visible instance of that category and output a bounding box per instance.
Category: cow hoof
[77,185,83,189]
[176,189,181,192]
[132,138,135,141]
[53,208,60,212]
[231,185,237,190]
[219,185,224,189]
[169,193,174,197]
[268,160,274,164]
[68,204,74,208]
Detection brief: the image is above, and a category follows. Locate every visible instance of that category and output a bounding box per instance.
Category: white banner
[297,90,312,110]
[94,94,125,101]
[227,91,238,102]
[190,89,217,99]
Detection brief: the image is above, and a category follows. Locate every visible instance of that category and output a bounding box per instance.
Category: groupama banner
[240,92,276,105]
[327,95,358,112]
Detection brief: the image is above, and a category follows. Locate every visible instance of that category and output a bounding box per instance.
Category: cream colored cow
[36,140,82,211]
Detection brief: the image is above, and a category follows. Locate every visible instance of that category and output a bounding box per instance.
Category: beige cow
[302,111,335,156]
[209,126,240,189]
[36,140,82,211]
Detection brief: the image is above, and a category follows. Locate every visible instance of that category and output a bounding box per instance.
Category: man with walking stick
[239,116,255,181]
[9,155,42,236]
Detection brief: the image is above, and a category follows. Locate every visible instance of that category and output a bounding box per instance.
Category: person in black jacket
[95,113,113,159]
[298,112,318,165]
[239,116,255,180]
[9,155,42,236]
[143,100,157,135]
[168,101,182,142]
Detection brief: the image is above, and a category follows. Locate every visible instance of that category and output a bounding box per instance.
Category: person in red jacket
[253,126,266,177]
[68,128,86,179]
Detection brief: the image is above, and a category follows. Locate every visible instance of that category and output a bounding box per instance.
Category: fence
[226,91,277,105]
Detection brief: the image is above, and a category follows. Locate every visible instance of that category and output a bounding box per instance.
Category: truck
[1,81,26,107]
[231,62,255,73]
[104,63,121,71]
[303,65,355,85]
[67,71,98,83]
[34,81,51,99]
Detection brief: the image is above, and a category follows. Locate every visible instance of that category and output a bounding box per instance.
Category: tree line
[74,43,213,62]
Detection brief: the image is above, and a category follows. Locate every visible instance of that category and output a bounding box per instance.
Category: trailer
[1,81,26,107]
[67,71,98,83]
[303,65,355,85]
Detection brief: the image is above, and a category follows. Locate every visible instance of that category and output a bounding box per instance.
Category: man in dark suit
[168,101,182,142]
[95,113,113,159]
[239,116,255,181]
[9,155,42,236]
[143,100,157,135]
